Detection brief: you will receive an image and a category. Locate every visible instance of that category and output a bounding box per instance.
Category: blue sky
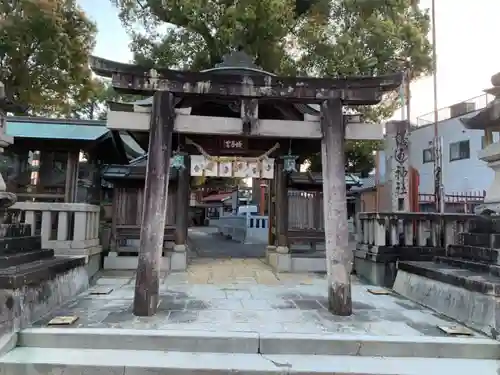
[79,0,500,122]
[78,0,132,63]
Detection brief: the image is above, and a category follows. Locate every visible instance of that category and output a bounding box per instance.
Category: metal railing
[217,214,269,244]
[416,94,495,127]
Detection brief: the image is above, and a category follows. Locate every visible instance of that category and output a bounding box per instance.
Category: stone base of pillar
[353,251,398,288]
[275,246,289,254]
[169,251,187,271]
[173,244,187,252]
[265,248,291,273]
[353,243,445,288]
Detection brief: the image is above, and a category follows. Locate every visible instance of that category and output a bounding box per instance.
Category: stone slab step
[0,235,42,255]
[0,249,53,269]
[17,328,500,359]
[0,347,498,375]
[447,244,500,264]
[434,256,500,277]
[398,260,500,296]
[0,256,85,289]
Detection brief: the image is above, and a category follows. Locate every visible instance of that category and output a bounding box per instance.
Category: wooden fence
[288,190,324,230]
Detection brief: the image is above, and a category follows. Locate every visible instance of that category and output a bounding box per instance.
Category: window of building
[422,148,434,163]
[449,140,470,161]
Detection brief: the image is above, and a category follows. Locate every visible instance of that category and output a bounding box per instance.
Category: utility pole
[431,0,444,213]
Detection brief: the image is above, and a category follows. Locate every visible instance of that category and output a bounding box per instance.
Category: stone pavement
[186,258,292,284]
[189,227,267,258]
[29,258,483,338]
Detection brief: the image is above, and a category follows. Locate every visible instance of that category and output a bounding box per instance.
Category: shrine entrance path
[186,226,280,284]
[188,226,266,259]
[30,272,487,340]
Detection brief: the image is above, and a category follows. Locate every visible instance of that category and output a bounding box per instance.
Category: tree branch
[146,0,220,65]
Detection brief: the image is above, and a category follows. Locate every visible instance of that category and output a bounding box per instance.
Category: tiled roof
[288,171,362,186]
[350,176,376,192]
[6,117,108,140]
[201,192,232,202]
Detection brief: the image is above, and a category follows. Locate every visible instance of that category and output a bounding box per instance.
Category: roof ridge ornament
[215,51,259,69]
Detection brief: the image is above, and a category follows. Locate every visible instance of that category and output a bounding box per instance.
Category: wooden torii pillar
[134,92,175,316]
[89,55,403,316]
[320,99,351,315]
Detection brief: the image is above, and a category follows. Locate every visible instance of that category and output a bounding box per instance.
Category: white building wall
[398,111,497,195]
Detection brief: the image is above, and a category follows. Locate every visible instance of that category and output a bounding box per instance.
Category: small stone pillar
[259,181,267,216]
[267,177,276,249]
[265,159,292,272]
[231,189,238,214]
[172,153,189,271]
[275,158,289,254]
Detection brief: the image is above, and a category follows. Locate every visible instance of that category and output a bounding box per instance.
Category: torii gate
[90,53,403,317]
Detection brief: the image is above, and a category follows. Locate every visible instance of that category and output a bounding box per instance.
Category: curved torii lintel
[90,55,403,106]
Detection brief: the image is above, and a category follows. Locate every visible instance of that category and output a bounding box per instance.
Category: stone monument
[385,120,411,211]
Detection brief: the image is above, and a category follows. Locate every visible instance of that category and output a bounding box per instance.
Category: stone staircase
[0,227,85,288]
[0,328,498,374]
[0,221,89,341]
[394,216,500,338]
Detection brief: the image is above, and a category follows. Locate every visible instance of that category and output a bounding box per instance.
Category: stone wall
[0,266,89,352]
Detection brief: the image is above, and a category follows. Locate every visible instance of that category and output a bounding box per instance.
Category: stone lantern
[460,72,500,213]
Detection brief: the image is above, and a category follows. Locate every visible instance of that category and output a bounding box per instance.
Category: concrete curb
[259,332,500,359]
[19,328,259,354]
[18,328,500,360]
[0,348,498,375]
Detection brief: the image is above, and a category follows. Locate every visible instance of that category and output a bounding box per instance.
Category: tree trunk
[320,98,352,316]
[133,91,175,316]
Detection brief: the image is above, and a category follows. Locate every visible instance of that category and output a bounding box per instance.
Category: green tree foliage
[70,80,110,120]
[111,0,432,174]
[308,140,382,177]
[111,0,309,72]
[0,0,97,115]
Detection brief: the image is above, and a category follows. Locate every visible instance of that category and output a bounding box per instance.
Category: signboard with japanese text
[219,138,247,151]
